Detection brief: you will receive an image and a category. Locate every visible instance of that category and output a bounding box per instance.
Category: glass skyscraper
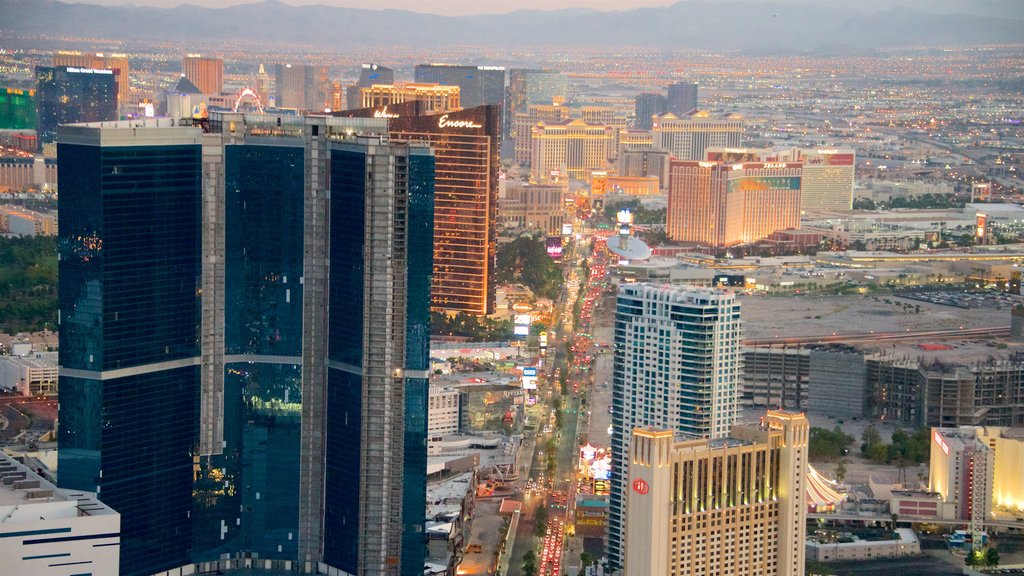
[58,114,435,576]
[0,87,36,129]
[57,121,203,576]
[36,66,117,145]
[414,63,506,110]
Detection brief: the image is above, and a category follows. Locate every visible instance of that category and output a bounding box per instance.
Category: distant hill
[0,0,1020,51]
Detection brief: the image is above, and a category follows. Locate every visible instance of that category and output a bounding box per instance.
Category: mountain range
[0,0,1021,52]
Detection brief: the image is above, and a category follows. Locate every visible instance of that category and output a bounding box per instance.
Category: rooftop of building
[0,452,116,521]
[0,352,58,369]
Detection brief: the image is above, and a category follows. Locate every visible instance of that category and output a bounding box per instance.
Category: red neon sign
[632,479,649,495]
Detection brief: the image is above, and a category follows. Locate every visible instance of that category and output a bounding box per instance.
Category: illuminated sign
[546,236,563,259]
[817,149,839,154]
[438,114,482,129]
[976,214,988,239]
[632,478,649,495]
[521,366,538,389]
[934,430,949,455]
[762,162,788,169]
[698,161,717,168]
[562,223,573,236]
[616,209,634,225]
[373,106,399,119]
[66,67,113,74]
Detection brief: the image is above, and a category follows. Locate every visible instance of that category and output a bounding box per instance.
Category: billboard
[561,223,573,236]
[728,176,801,194]
[809,150,855,166]
[514,314,531,337]
[546,236,563,259]
[521,366,538,389]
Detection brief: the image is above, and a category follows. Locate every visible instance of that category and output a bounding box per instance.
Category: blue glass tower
[57,121,203,576]
[58,115,434,576]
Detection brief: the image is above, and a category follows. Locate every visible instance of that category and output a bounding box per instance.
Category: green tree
[534,506,548,537]
[495,236,564,300]
[580,551,594,567]
[985,547,1000,567]
[835,459,848,484]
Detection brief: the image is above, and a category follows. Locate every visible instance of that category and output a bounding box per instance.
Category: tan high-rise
[667,159,802,247]
[182,54,224,95]
[625,411,809,576]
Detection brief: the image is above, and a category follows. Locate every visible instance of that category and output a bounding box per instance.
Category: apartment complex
[625,411,808,576]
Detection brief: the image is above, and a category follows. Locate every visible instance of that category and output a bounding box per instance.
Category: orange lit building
[357,83,460,114]
[182,54,224,96]
[530,119,615,182]
[340,101,500,316]
[667,159,802,247]
[53,51,130,103]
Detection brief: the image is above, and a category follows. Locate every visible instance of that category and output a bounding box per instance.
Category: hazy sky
[83,0,678,15]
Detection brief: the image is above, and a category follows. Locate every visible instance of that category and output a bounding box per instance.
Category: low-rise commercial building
[0,352,58,396]
[0,452,120,576]
[806,528,920,563]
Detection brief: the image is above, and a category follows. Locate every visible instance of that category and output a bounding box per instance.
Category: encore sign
[438,114,482,129]
[632,478,649,495]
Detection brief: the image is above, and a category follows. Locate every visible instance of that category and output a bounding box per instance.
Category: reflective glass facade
[323,145,366,574]
[58,138,202,576]
[193,142,306,561]
[401,152,435,574]
[37,67,117,145]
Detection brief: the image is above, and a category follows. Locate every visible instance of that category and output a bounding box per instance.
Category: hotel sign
[438,114,482,129]
[632,478,649,495]
[373,106,399,119]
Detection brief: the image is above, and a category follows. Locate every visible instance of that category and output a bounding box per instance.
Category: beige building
[357,83,461,114]
[781,148,855,213]
[667,159,803,247]
[930,426,1024,539]
[530,119,615,181]
[618,147,670,189]
[653,110,743,161]
[625,411,808,576]
[499,180,567,235]
[513,102,571,165]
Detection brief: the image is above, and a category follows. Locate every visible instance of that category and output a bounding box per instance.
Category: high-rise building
[633,92,667,130]
[182,54,224,96]
[58,114,435,576]
[274,63,331,111]
[54,51,130,104]
[618,148,670,189]
[625,411,808,576]
[513,102,571,165]
[653,110,743,161]
[415,63,505,109]
[778,147,855,213]
[35,65,117,145]
[506,69,567,141]
[340,100,500,316]
[346,63,396,109]
[0,87,35,129]
[530,119,616,181]
[356,83,461,114]
[666,81,698,115]
[57,119,204,575]
[666,158,802,247]
[608,283,742,569]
